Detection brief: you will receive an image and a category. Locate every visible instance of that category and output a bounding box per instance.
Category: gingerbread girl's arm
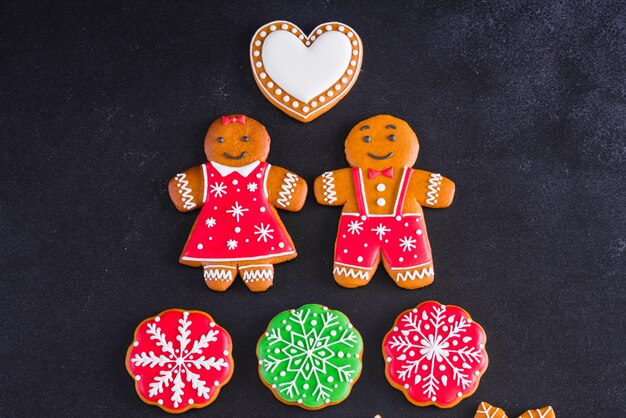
[410,169,455,208]
[266,166,308,212]
[313,168,354,206]
[168,165,206,213]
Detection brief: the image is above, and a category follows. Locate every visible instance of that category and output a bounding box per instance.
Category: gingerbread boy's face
[204,115,270,166]
[344,115,419,169]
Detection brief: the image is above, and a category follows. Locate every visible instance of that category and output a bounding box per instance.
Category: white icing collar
[210,160,260,178]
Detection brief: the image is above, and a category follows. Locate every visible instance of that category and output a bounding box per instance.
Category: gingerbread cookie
[475,402,555,418]
[382,301,488,408]
[314,115,455,289]
[168,115,307,292]
[256,304,363,409]
[250,21,363,122]
[125,309,234,414]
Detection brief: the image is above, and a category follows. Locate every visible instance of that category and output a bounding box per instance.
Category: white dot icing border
[250,21,363,120]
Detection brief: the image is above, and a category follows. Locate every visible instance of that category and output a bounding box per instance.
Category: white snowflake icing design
[371,223,392,240]
[347,220,363,235]
[399,236,417,252]
[209,182,228,198]
[205,217,216,228]
[388,305,483,400]
[254,223,274,242]
[130,312,229,408]
[226,201,249,222]
[247,182,258,192]
[261,307,360,404]
[226,239,238,250]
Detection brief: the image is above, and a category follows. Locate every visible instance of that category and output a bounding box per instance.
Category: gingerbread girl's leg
[238,262,274,292]
[202,262,237,292]
[382,258,434,290]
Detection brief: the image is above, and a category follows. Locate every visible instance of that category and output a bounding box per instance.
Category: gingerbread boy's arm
[266,166,308,212]
[410,169,455,208]
[313,168,354,206]
[168,165,206,213]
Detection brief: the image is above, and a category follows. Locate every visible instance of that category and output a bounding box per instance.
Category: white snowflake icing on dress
[387,305,483,400]
[226,239,238,250]
[226,201,249,222]
[247,182,258,192]
[254,223,274,242]
[260,307,361,404]
[209,182,228,198]
[371,223,392,240]
[205,217,216,228]
[399,236,417,252]
[130,312,229,408]
[347,220,364,235]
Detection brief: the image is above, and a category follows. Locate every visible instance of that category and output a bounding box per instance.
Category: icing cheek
[262,31,352,103]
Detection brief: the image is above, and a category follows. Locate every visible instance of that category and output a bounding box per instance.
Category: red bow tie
[368,167,394,179]
[221,115,246,125]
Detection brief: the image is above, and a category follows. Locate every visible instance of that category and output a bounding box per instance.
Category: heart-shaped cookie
[250,21,363,122]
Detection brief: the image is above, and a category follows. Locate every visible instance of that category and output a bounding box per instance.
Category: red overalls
[180,161,295,264]
[334,167,432,270]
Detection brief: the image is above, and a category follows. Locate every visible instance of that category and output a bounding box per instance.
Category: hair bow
[221,115,246,125]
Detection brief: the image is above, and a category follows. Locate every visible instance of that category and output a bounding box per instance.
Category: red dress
[180,161,295,264]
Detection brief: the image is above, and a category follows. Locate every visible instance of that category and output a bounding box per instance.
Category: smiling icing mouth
[224,151,247,160]
[367,152,393,160]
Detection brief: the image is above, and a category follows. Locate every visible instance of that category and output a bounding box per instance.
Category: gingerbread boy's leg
[333,259,378,288]
[238,263,274,292]
[202,262,237,292]
[382,258,434,290]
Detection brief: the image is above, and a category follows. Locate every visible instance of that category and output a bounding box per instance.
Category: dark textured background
[1,1,625,417]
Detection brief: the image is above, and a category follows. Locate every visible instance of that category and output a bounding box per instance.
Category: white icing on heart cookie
[250,21,363,122]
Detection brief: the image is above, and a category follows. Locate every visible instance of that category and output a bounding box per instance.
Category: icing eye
[363,136,371,143]
[241,136,250,142]
[217,137,225,143]
[388,134,396,142]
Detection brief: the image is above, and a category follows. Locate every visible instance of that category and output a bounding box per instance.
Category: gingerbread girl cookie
[314,115,455,289]
[169,115,307,292]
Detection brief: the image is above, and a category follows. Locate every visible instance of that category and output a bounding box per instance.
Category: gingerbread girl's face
[344,115,419,169]
[204,115,270,166]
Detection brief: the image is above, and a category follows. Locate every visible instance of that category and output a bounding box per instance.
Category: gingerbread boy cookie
[475,402,555,418]
[169,115,307,292]
[314,115,455,289]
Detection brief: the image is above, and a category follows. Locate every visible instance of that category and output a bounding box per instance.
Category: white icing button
[348,32,353,38]
[343,249,348,254]
[292,101,299,108]
[399,257,404,262]
[319,96,326,102]
[260,31,267,37]
[316,29,323,34]
[311,101,317,107]
[270,25,276,31]
[341,77,348,83]
[234,227,241,233]
[357,256,363,262]
[334,84,341,90]
[327,90,334,97]
[275,88,282,95]
[417,229,423,235]
[283,95,290,102]
[267,81,274,88]
[305,41,310,46]
[260,207,266,212]
[377,198,386,207]
[361,215,367,221]
[278,242,284,248]
[260,72,266,79]
[376,183,386,192]
[350,60,356,66]
[352,50,358,56]
[232,179,238,185]
[302,106,309,112]
[254,40,261,46]
[281,24,288,30]
[253,50,260,57]
[255,61,262,68]
[347,69,353,75]
[197,243,203,250]
[325,25,332,31]
[395,215,402,221]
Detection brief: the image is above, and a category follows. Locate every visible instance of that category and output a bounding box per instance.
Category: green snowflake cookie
[257,304,363,409]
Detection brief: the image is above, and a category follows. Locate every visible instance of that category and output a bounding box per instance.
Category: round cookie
[256,304,363,409]
[382,301,488,408]
[125,309,234,414]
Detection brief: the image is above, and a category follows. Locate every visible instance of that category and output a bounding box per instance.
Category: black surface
[1,1,625,417]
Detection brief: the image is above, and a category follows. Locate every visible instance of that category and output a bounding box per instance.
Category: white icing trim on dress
[202,163,208,203]
[203,268,234,282]
[425,173,442,206]
[333,266,370,280]
[242,268,274,283]
[276,172,298,208]
[395,266,434,282]
[175,173,196,210]
[181,250,295,262]
[321,171,337,203]
[210,160,260,178]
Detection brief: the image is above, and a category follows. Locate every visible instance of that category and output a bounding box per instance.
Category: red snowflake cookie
[125,309,234,413]
[383,301,488,408]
